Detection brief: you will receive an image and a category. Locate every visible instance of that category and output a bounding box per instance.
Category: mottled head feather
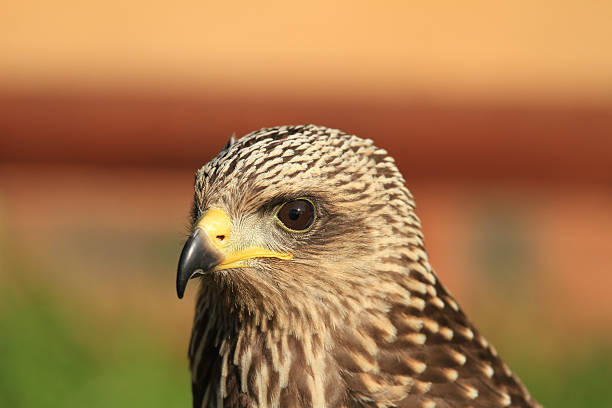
[195,125,413,214]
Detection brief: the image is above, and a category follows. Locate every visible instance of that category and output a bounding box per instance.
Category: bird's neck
[191,283,347,407]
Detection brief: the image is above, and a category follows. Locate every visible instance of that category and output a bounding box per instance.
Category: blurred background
[1,1,611,407]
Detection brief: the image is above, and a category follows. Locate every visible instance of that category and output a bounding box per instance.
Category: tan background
[2,1,612,102]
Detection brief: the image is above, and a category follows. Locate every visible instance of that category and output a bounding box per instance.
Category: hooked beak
[176,208,292,299]
[176,227,223,299]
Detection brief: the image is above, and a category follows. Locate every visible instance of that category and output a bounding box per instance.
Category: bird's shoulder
[334,276,538,407]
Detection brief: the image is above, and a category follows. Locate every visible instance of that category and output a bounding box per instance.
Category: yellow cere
[196,208,232,250]
[196,208,292,269]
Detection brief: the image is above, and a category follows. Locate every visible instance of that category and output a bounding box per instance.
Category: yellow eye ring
[275,198,316,232]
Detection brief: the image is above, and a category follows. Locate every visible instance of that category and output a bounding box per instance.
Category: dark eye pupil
[277,199,314,231]
[288,208,301,220]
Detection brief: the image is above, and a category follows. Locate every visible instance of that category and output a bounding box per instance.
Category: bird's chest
[190,324,346,408]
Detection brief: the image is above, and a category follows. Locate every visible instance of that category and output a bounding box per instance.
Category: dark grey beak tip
[176,229,223,299]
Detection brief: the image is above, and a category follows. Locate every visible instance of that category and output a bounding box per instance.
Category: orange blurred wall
[1,1,611,103]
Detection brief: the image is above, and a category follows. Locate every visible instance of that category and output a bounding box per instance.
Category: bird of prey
[176,125,540,408]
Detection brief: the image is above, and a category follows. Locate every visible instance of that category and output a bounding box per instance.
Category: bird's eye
[276,199,315,231]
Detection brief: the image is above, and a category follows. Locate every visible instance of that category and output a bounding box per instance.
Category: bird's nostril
[216,235,225,241]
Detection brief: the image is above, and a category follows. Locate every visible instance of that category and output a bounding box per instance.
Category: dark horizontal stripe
[1,88,611,184]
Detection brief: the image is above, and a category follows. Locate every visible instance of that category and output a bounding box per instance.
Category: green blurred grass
[0,228,191,408]
[4,280,612,407]
[516,347,612,407]
[0,285,190,408]
[1,231,611,407]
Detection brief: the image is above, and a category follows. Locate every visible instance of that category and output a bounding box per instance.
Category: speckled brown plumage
[179,125,540,408]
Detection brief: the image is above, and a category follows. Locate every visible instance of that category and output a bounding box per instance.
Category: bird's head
[177,125,423,323]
